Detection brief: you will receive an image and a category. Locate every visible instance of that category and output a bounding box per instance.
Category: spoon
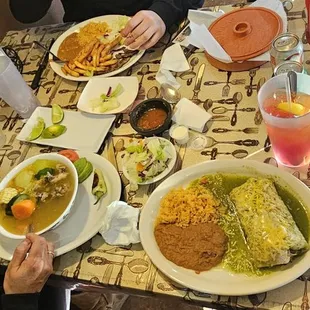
[212,107,256,114]
[87,256,149,274]
[212,127,259,134]
[247,69,257,97]
[180,71,196,81]
[254,78,266,125]
[160,83,181,104]
[222,71,232,97]
[264,157,278,167]
[203,92,243,110]
[147,86,160,99]
[264,135,271,152]
[201,147,248,159]
[187,57,199,85]
[204,136,259,148]
[138,65,150,88]
[204,79,245,86]
[287,70,297,102]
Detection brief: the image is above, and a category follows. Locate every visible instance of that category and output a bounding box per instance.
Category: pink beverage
[258,73,310,167]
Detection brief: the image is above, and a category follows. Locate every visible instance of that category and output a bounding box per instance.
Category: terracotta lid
[209,7,283,61]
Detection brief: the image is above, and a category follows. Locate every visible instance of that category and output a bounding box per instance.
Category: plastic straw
[285,75,292,113]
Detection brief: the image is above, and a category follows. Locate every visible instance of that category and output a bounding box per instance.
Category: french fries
[61,35,136,78]
[63,64,80,77]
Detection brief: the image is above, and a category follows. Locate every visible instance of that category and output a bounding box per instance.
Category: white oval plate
[50,15,145,82]
[140,159,310,296]
[77,76,139,114]
[0,152,121,260]
[122,137,177,185]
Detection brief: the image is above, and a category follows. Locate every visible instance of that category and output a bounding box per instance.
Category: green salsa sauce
[192,173,310,276]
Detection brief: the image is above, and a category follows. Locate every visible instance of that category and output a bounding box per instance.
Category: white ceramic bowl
[0,153,78,239]
[122,137,177,185]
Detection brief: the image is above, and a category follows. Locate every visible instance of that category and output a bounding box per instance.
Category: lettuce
[91,97,120,113]
[124,138,172,184]
[91,84,123,113]
[100,84,124,101]
[126,144,144,154]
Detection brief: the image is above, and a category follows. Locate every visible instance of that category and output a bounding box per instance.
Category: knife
[192,63,206,101]
[31,38,55,90]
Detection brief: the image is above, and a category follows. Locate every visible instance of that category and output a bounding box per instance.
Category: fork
[33,41,64,63]
[28,223,34,233]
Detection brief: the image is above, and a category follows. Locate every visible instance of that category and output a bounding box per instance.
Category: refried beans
[154,222,228,272]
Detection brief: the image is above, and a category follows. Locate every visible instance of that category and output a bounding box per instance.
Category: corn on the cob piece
[0,188,18,204]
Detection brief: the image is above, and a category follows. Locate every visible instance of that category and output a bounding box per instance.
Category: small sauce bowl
[130,99,172,137]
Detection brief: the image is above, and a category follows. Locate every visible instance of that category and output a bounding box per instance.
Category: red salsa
[137,108,167,130]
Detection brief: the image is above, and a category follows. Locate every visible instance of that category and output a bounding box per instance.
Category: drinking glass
[258,73,310,167]
[0,48,39,119]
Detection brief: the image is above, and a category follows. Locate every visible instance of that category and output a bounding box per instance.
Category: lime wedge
[52,104,64,124]
[27,117,45,141]
[278,102,305,116]
[41,125,67,139]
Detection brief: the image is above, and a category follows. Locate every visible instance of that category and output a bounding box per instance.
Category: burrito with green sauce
[230,178,308,268]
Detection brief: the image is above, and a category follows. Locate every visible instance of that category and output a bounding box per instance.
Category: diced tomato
[136,162,144,172]
[58,150,80,162]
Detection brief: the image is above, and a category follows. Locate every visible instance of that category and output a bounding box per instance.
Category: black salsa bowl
[130,99,172,137]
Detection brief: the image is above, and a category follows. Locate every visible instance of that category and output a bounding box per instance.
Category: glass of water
[0,48,40,119]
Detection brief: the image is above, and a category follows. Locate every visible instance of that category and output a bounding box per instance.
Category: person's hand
[121,10,166,50]
[4,234,54,294]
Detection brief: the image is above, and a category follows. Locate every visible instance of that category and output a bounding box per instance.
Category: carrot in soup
[12,200,36,220]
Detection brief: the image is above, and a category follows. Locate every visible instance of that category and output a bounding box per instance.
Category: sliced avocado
[78,161,93,183]
[74,158,87,176]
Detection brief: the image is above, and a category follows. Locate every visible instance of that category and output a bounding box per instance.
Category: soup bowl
[0,153,78,239]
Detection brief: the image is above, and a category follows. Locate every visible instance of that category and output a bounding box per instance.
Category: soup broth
[0,159,74,235]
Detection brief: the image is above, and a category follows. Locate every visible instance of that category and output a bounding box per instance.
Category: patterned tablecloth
[1,1,310,309]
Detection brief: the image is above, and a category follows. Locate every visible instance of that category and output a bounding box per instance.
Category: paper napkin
[172,98,212,132]
[156,43,190,89]
[99,201,140,246]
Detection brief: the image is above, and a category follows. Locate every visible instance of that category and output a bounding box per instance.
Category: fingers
[26,234,47,261]
[46,242,55,265]
[129,28,155,50]
[124,21,149,46]
[122,11,166,50]
[121,14,144,37]
[10,239,31,269]
[139,32,162,50]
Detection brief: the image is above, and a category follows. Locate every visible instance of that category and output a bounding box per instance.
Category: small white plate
[140,159,310,296]
[17,107,115,153]
[50,15,145,82]
[122,137,177,185]
[0,151,121,260]
[77,77,139,115]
